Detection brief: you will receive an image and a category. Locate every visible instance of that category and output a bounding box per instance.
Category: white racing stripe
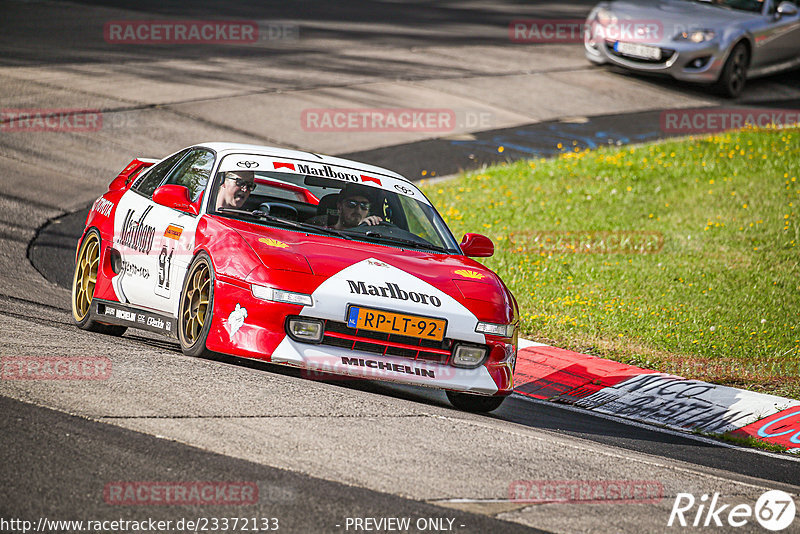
[271,336,499,395]
[300,258,485,344]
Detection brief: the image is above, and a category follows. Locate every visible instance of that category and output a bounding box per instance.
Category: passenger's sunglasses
[227,177,256,191]
[344,199,370,211]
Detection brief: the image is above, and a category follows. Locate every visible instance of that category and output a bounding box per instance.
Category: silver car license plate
[615,41,661,61]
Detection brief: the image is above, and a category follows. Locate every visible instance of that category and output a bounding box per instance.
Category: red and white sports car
[72,143,518,412]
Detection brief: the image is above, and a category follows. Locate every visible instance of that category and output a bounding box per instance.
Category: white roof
[197,142,410,183]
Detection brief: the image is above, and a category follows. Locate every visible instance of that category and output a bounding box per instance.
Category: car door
[114,148,214,316]
[151,148,215,317]
[760,0,800,66]
[113,149,188,312]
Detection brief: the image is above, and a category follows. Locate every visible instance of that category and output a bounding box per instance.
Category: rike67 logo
[669,490,796,531]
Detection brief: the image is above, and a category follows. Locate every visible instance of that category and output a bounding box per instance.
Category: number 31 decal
[158,245,173,290]
[154,224,182,298]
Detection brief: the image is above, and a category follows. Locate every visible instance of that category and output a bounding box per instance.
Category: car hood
[220,218,515,321]
[605,0,756,29]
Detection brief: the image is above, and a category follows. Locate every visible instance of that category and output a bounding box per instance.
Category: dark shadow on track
[598,64,800,104]
[1,0,597,67]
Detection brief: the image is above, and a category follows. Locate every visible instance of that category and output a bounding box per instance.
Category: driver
[332,184,383,229]
[215,171,255,210]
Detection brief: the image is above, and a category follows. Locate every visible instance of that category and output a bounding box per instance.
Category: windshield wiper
[352,231,448,253]
[216,208,352,239]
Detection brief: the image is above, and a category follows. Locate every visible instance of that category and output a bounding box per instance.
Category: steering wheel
[259,202,298,219]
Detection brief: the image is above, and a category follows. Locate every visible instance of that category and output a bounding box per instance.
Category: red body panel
[205,280,301,360]
[212,217,516,325]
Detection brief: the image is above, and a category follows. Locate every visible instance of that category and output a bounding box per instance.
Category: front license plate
[614,41,661,60]
[347,306,446,341]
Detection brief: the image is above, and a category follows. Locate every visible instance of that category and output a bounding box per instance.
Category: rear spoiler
[108,158,158,192]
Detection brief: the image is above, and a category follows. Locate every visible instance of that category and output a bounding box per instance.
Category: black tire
[446,391,507,413]
[714,42,749,98]
[178,252,215,358]
[71,229,127,336]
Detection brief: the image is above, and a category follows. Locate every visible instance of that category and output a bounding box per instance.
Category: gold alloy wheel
[72,232,100,322]
[181,261,211,345]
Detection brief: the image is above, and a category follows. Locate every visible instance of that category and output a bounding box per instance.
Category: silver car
[584,0,800,97]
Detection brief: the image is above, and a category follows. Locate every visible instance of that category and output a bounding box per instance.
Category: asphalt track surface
[4,0,800,532]
[26,111,800,484]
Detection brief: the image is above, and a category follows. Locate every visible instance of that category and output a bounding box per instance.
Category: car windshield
[689,0,765,12]
[210,167,461,254]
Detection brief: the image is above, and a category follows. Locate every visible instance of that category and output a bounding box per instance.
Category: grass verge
[422,126,799,400]
[693,429,791,454]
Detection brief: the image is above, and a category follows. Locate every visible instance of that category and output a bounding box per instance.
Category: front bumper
[207,279,516,395]
[585,28,728,83]
[271,336,510,395]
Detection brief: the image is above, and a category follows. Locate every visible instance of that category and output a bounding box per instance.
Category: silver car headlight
[595,7,618,26]
[674,30,716,43]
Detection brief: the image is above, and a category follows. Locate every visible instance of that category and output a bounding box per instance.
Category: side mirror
[153,185,198,215]
[777,1,798,17]
[460,233,494,257]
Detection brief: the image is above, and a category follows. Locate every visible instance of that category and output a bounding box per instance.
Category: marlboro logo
[118,207,156,253]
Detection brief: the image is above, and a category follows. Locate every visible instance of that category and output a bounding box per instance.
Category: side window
[162,149,215,201]
[133,149,189,198]
[398,195,438,243]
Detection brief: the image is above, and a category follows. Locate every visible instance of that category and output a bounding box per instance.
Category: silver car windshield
[211,171,461,254]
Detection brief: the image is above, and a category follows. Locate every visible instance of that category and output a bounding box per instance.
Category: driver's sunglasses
[227,177,256,191]
[344,199,370,211]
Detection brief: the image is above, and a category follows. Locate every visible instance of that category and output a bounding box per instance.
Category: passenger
[332,185,382,229]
